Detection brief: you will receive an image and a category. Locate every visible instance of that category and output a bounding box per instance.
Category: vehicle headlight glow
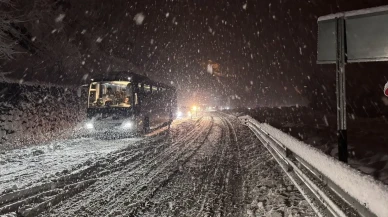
[177,111,183,118]
[85,122,94,129]
[122,121,133,129]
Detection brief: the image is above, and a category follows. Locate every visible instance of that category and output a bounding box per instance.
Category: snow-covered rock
[0,82,86,150]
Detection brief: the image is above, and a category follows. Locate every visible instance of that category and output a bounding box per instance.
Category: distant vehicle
[84,72,177,134]
[176,106,191,118]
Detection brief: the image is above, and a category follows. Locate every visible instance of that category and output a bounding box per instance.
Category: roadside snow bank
[242,115,388,217]
[0,82,86,150]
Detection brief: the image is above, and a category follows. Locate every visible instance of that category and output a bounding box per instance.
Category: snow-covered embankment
[0,82,86,149]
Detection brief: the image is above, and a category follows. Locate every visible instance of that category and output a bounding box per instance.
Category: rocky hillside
[0,82,86,150]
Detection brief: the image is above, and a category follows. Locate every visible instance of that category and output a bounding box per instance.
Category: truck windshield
[88,81,132,108]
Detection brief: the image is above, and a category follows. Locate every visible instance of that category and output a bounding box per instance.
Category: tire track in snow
[38,116,213,216]
[1,113,317,217]
[0,117,205,217]
[134,113,316,217]
[136,113,243,217]
[123,116,215,216]
[198,113,243,217]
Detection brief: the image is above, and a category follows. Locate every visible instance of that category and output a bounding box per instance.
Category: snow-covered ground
[0,113,315,217]
[0,137,142,194]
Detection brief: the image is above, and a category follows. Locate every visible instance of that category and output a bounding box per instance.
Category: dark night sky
[2,0,388,112]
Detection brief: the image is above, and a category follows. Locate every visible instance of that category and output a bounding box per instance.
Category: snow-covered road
[0,138,142,192]
[0,113,315,217]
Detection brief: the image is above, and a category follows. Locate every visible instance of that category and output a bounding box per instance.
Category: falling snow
[243,3,247,10]
[0,1,388,216]
[134,12,145,25]
[55,14,66,22]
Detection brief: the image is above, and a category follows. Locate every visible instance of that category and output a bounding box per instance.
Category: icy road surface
[0,113,315,217]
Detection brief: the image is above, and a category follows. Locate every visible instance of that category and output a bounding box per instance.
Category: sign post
[317,5,388,163]
[335,17,348,162]
[336,17,348,163]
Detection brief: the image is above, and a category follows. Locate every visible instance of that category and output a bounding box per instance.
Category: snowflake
[55,14,66,23]
[134,13,145,25]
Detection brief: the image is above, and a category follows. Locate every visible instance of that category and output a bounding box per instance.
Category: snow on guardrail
[240,115,388,217]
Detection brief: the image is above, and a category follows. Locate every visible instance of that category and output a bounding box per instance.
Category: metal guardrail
[239,116,377,217]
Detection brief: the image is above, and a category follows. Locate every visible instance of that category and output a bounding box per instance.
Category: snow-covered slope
[0,82,86,150]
